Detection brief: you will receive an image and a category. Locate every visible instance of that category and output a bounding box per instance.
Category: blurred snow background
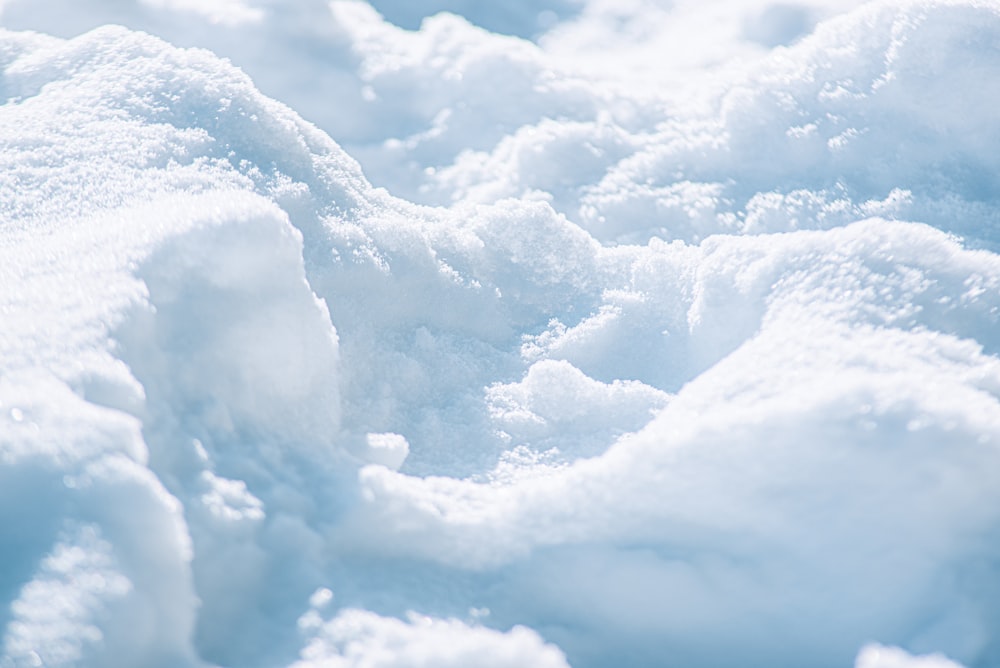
[1,1,999,668]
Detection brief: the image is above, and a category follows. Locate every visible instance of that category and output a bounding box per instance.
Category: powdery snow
[1,2,999,668]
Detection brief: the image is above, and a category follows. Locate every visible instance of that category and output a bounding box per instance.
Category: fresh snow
[1,1,999,668]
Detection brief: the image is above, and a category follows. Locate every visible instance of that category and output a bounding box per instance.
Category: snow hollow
[1,1,1000,667]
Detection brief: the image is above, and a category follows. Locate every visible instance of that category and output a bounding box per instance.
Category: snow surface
[1,1,999,667]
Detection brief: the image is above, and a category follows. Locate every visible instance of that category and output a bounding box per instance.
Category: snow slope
[1,1,1000,668]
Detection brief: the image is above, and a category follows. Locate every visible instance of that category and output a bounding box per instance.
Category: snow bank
[0,26,355,666]
[1,2,999,668]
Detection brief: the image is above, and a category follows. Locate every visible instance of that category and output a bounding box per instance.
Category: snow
[294,606,571,668]
[856,645,970,668]
[1,1,999,667]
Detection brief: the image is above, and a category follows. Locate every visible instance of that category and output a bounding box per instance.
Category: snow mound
[294,601,570,668]
[429,0,1000,248]
[856,644,969,668]
[0,26,355,666]
[0,3,999,668]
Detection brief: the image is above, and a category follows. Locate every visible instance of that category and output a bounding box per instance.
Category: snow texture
[856,644,969,668]
[1,1,999,667]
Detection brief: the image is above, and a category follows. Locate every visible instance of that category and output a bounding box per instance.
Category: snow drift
[1,1,999,667]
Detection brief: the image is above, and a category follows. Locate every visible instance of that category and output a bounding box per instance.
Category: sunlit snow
[1,1,999,667]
